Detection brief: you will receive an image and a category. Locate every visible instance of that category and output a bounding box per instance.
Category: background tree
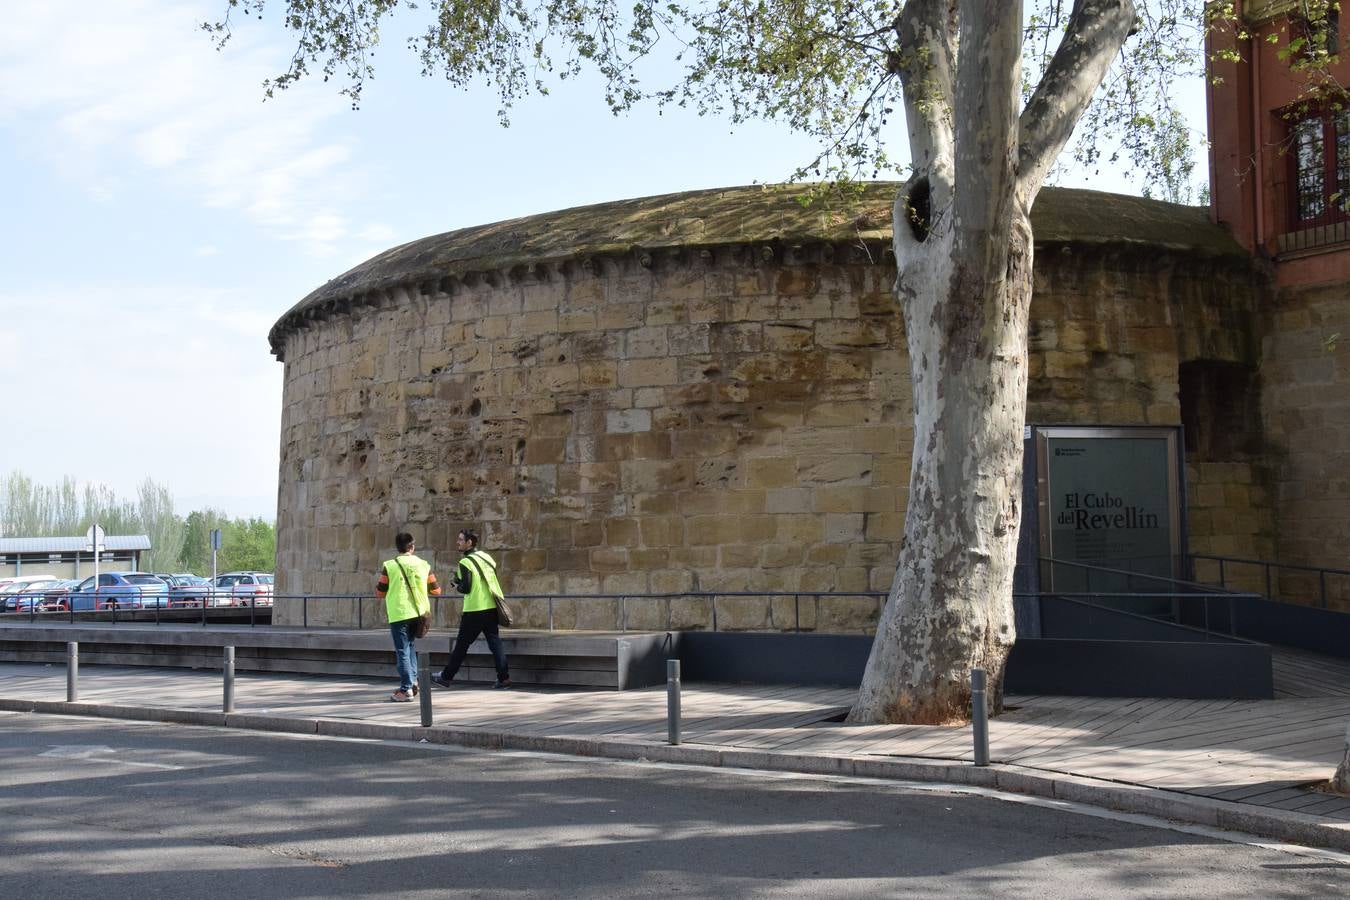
[180,509,231,575]
[137,479,187,573]
[206,0,1248,723]
[219,517,278,573]
[0,472,274,576]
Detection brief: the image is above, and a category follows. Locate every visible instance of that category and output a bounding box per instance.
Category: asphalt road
[0,712,1345,899]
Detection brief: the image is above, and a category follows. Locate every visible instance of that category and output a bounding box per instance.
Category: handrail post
[66,641,78,702]
[1219,558,1226,591]
[548,596,554,631]
[621,595,628,632]
[711,595,718,632]
[971,668,990,766]
[1321,570,1328,608]
[223,646,235,713]
[358,595,363,629]
[667,659,682,745]
[303,595,308,629]
[1265,563,1273,602]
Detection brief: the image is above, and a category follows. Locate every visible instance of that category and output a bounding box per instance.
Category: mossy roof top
[275,183,1245,334]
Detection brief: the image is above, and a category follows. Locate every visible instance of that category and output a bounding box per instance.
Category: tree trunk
[848,202,1033,725]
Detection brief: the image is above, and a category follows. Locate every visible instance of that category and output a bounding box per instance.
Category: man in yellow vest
[431,528,511,689]
[376,531,440,702]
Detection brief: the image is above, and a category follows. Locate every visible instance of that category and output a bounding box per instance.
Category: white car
[208,572,275,607]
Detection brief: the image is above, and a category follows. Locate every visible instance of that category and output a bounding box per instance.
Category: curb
[4,697,1347,853]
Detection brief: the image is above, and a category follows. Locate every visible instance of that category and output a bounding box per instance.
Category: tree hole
[905,177,931,242]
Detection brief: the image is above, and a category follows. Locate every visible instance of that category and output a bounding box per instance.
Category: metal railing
[1026,556,1273,639]
[1013,589,1265,639]
[1186,553,1350,610]
[2,587,272,627]
[294,591,889,633]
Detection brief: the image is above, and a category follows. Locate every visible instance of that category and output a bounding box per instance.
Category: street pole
[971,668,990,766]
[667,659,682,745]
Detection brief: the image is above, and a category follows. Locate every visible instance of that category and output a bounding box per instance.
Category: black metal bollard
[418,651,433,727]
[66,642,78,702]
[971,668,990,766]
[223,646,235,713]
[667,659,682,745]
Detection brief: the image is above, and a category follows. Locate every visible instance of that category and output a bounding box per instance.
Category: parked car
[36,579,84,612]
[207,572,275,607]
[166,574,213,607]
[63,572,169,610]
[0,577,65,612]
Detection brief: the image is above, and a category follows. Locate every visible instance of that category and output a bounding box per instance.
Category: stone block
[623,459,693,493]
[762,543,805,567]
[598,303,644,330]
[607,409,651,434]
[763,322,815,351]
[672,428,741,459]
[804,401,877,427]
[687,515,776,545]
[618,357,678,387]
[823,513,866,543]
[798,453,873,485]
[590,547,630,573]
[765,487,812,514]
[640,516,684,547]
[650,569,693,593]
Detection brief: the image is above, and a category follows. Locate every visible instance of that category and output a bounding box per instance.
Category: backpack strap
[463,554,502,600]
[392,558,427,615]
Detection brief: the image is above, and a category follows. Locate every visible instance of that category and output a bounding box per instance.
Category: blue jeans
[389,618,417,692]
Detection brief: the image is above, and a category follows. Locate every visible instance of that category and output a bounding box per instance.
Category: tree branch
[894,0,958,208]
[952,0,1022,257]
[1017,0,1137,200]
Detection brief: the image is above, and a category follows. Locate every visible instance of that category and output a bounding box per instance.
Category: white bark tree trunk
[849,0,1137,725]
[850,205,1032,724]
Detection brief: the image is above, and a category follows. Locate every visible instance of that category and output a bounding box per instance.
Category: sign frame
[1033,425,1185,592]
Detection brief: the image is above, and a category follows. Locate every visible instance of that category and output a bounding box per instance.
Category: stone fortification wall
[269,185,1262,628]
[1261,279,1350,611]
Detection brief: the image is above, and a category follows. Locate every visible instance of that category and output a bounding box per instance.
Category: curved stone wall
[270,184,1261,628]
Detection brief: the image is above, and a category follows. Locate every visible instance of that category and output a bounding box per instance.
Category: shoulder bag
[394,558,432,639]
[466,554,514,628]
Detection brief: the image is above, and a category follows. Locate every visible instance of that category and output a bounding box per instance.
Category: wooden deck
[1,646,1348,823]
[1274,646,1350,698]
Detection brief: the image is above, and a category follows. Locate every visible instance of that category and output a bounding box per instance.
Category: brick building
[1207,0,1350,601]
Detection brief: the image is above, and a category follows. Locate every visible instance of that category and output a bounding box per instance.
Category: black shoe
[431,674,452,689]
[493,679,512,690]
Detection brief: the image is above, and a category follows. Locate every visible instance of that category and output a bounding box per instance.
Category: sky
[0,0,1208,523]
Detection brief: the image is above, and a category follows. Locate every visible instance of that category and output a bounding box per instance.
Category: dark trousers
[440,608,509,682]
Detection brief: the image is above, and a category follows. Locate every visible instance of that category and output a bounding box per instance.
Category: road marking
[39,744,117,759]
[39,744,183,770]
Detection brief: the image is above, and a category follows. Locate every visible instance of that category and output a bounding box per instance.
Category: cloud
[0,281,283,519]
[0,0,365,256]
[0,329,17,372]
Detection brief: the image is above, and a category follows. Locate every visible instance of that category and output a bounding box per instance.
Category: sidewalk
[1,662,1348,852]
